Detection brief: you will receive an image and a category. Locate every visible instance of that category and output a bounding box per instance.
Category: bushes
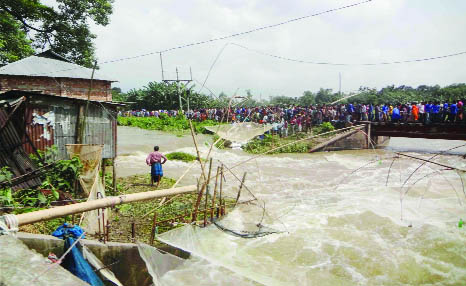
[244,134,312,154]
[0,146,83,215]
[30,146,83,194]
[166,152,197,162]
[0,167,14,208]
[117,114,220,134]
[314,122,335,134]
[243,122,336,154]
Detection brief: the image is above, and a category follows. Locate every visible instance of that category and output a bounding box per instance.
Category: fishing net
[156,224,286,286]
[137,243,186,286]
[0,235,88,286]
[211,201,282,239]
[66,144,109,235]
[205,122,273,143]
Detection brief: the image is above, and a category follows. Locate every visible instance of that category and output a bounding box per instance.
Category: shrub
[166,152,197,162]
[117,116,221,134]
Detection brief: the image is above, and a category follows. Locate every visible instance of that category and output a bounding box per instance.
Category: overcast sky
[89,0,466,98]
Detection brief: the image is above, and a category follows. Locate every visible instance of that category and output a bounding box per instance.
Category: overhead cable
[100,0,375,64]
[230,43,466,66]
[22,0,375,77]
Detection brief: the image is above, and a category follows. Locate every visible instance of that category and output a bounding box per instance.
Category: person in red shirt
[412,103,419,122]
[146,146,168,187]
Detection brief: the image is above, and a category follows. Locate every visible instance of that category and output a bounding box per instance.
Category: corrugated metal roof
[0,52,116,82]
[0,104,41,190]
[0,96,24,106]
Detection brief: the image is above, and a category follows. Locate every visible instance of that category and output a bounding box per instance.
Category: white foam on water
[117,127,466,285]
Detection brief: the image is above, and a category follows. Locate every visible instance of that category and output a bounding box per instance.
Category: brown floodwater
[116,126,466,285]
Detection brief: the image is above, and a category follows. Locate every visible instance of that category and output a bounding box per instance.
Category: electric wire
[100,0,375,64]
[230,43,466,66]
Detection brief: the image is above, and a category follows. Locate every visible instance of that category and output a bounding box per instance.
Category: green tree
[269,95,298,106]
[0,0,114,67]
[0,12,34,64]
[111,87,127,102]
[299,91,316,106]
[315,88,334,104]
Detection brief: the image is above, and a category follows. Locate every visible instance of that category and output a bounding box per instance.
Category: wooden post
[234,172,247,206]
[112,159,117,194]
[366,123,371,149]
[211,166,220,221]
[219,164,223,212]
[131,221,136,242]
[76,105,85,144]
[203,185,209,227]
[105,220,110,242]
[189,120,207,182]
[102,158,106,184]
[150,212,157,245]
[192,158,213,223]
[78,61,97,143]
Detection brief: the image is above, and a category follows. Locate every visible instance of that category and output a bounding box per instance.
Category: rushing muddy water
[116,126,466,285]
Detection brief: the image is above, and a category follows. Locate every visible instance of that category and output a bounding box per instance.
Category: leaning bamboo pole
[13,185,197,226]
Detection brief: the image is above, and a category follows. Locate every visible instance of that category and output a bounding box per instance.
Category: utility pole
[339,72,342,97]
[159,53,193,111]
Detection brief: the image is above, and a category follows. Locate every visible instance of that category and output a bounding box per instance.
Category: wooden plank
[309,127,363,153]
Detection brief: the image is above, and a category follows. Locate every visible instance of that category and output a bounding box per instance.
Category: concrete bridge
[309,122,465,153]
[365,122,466,141]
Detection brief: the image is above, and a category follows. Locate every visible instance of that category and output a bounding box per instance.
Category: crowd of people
[119,100,465,133]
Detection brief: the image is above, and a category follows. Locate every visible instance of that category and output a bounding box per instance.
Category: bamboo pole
[211,166,220,221]
[102,159,106,184]
[192,158,213,223]
[150,212,157,245]
[230,124,365,169]
[234,172,247,206]
[189,120,207,182]
[395,152,466,172]
[203,185,209,227]
[219,164,223,210]
[131,221,136,242]
[13,185,197,226]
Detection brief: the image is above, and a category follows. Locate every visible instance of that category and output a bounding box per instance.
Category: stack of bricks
[0,75,112,101]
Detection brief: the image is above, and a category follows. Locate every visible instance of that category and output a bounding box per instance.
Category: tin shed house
[0,50,115,101]
[0,51,121,189]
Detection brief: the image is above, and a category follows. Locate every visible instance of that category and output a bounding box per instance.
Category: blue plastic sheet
[52,224,104,286]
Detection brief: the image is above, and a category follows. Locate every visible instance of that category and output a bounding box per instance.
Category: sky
[86,0,466,98]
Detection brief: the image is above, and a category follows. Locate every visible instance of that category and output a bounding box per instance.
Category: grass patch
[244,134,318,154]
[17,171,234,243]
[166,152,197,162]
[243,123,336,154]
[117,114,222,134]
[106,174,235,244]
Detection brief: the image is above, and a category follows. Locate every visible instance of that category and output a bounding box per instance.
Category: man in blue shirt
[442,102,449,122]
[382,104,389,122]
[425,102,432,124]
[432,102,440,123]
[392,105,401,123]
[449,102,458,122]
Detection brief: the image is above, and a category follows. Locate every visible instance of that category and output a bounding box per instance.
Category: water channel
[116,126,466,285]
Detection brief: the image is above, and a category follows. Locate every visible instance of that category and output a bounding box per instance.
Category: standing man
[146,146,168,187]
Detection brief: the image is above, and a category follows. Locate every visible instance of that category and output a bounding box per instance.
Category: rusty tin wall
[25,96,116,159]
[0,103,41,190]
[81,103,115,159]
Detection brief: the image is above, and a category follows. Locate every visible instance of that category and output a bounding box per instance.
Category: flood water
[116,126,466,285]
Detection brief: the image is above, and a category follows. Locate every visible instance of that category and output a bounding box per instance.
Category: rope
[32,231,86,282]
